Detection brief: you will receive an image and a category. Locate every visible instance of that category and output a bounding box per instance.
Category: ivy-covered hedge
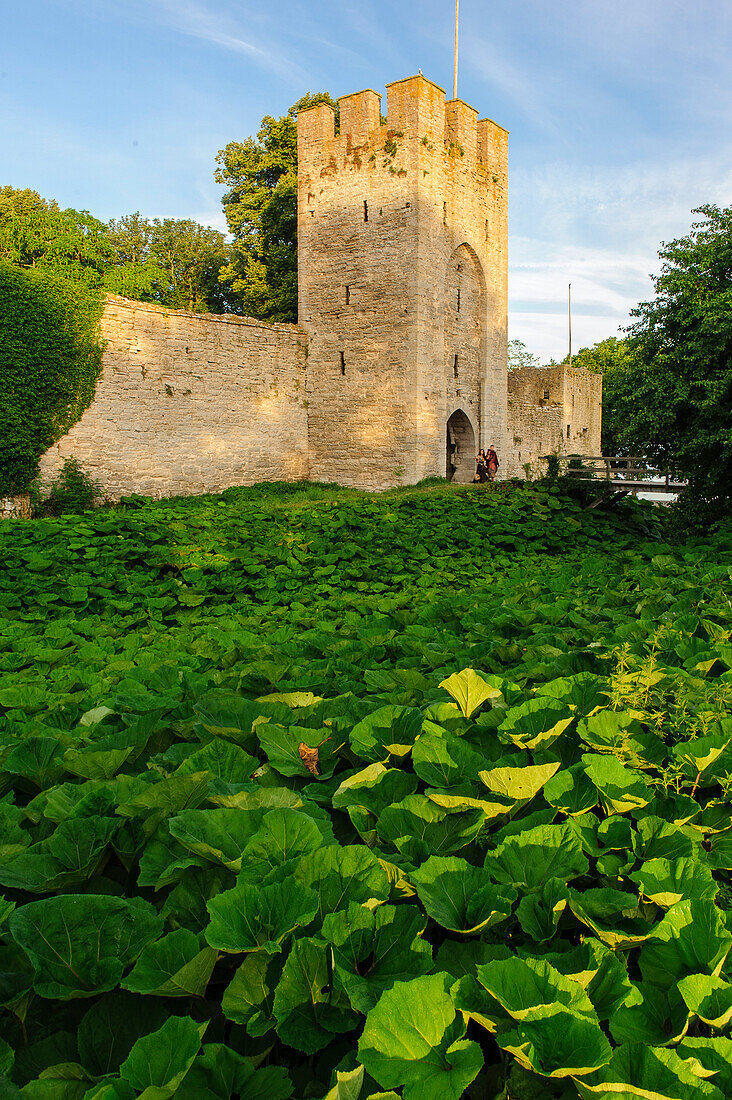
[0,261,104,494]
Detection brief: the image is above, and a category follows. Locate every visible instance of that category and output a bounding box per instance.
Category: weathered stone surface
[38,74,601,499]
[39,298,309,500]
[0,495,31,519]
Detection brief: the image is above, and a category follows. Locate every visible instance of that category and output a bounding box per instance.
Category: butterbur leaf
[673,734,731,780]
[358,974,483,1100]
[677,973,732,1028]
[257,724,341,780]
[640,899,732,990]
[439,669,501,718]
[476,956,597,1021]
[411,855,515,934]
[582,753,651,814]
[499,698,573,751]
[205,879,317,953]
[436,940,512,983]
[632,815,695,862]
[78,992,168,1077]
[349,705,423,762]
[320,902,433,1013]
[168,807,266,871]
[173,1044,293,1100]
[543,764,597,816]
[568,888,651,950]
[9,894,162,999]
[119,1016,207,1098]
[237,808,326,885]
[332,765,418,815]
[377,795,484,860]
[294,844,390,924]
[498,1004,612,1078]
[486,821,589,891]
[121,929,217,997]
[630,856,717,907]
[323,1066,364,1100]
[578,710,665,767]
[411,731,487,788]
[516,877,569,943]
[222,951,282,1035]
[676,1038,732,1096]
[273,936,358,1054]
[609,981,690,1046]
[574,1041,724,1099]
[175,739,259,783]
[479,762,560,803]
[62,747,133,780]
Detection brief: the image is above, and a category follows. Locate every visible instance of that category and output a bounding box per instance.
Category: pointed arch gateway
[443,243,487,481]
[446,408,475,482]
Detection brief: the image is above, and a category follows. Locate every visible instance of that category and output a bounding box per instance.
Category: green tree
[105,215,236,313]
[0,186,112,286]
[507,339,540,370]
[612,205,732,510]
[215,92,338,323]
[567,337,634,454]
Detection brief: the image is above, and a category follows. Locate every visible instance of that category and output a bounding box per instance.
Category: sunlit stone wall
[38,296,309,500]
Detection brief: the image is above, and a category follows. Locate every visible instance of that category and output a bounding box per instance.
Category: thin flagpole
[568,283,572,368]
[453,0,459,99]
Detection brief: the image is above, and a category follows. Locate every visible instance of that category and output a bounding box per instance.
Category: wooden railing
[547,455,686,494]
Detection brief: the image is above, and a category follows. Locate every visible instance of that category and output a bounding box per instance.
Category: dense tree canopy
[0,187,112,286]
[215,92,337,323]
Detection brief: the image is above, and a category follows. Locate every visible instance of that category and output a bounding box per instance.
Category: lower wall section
[39,297,309,500]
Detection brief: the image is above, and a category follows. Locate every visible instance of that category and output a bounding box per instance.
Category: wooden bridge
[553,455,686,503]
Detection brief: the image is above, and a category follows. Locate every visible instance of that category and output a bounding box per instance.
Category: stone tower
[297,74,508,488]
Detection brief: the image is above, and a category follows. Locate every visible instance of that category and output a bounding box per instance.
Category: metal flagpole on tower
[568,283,572,369]
[453,0,459,99]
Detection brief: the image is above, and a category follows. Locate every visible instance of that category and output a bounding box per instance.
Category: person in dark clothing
[475,449,487,482]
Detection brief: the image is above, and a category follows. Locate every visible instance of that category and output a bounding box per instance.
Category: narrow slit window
[543,388,550,400]
[340,352,346,376]
[566,424,571,439]
[453,354,459,379]
[457,288,461,312]
[485,219,489,240]
[363,201,368,222]
[345,285,350,304]
[443,202,448,225]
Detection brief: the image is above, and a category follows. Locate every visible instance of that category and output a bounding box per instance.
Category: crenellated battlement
[298,74,508,178]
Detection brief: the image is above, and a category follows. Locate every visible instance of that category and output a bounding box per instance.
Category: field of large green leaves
[1,481,732,1100]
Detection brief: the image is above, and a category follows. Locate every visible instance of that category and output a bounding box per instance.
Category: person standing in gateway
[486,446,500,481]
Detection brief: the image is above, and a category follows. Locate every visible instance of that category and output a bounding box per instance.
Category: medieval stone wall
[504,364,603,478]
[39,296,309,500]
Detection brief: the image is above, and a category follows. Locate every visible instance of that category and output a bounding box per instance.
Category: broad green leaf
[332,765,418,815]
[477,956,597,1021]
[516,877,569,943]
[205,879,317,953]
[77,993,168,1078]
[479,762,560,803]
[582,753,650,814]
[411,855,515,933]
[323,1066,365,1100]
[257,723,343,780]
[578,710,666,767]
[640,899,732,990]
[411,731,486,788]
[358,974,483,1100]
[175,739,259,783]
[119,1016,207,1099]
[631,856,717,907]
[610,982,690,1046]
[221,951,281,1036]
[498,1004,612,1078]
[439,669,501,717]
[574,1041,724,1099]
[9,895,162,999]
[320,903,433,1013]
[121,929,217,997]
[377,796,484,861]
[349,706,423,762]
[673,734,731,781]
[633,815,696,862]
[677,973,732,1028]
[569,888,652,950]
[168,807,266,871]
[273,936,358,1054]
[294,844,390,923]
[486,821,589,891]
[62,748,134,781]
[499,698,573,751]
[544,764,598,816]
[237,807,326,885]
[676,1038,732,1096]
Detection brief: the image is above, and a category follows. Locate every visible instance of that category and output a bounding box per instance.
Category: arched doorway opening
[446,409,475,483]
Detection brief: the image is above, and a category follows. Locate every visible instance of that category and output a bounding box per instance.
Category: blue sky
[2,0,730,360]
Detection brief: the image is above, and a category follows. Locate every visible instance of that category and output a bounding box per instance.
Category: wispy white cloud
[143,0,307,82]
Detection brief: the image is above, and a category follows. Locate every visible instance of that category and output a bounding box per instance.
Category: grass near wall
[1,482,732,1099]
